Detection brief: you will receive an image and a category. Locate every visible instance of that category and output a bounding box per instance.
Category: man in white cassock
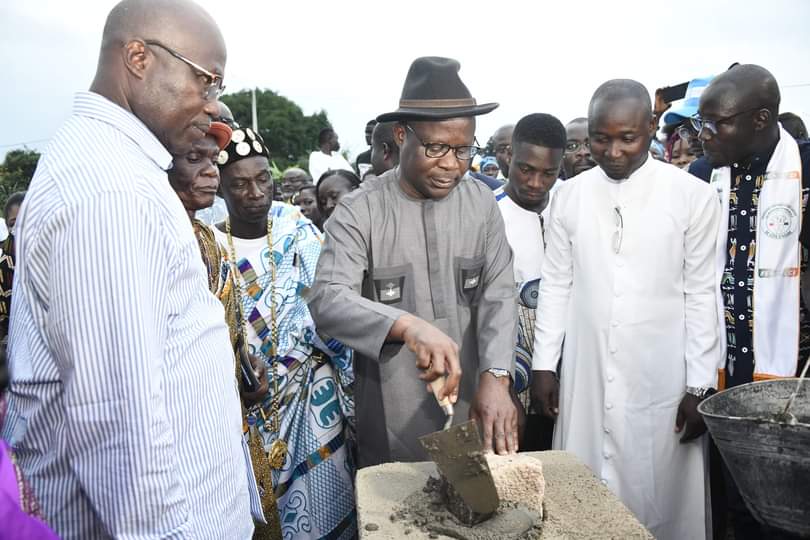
[530,79,722,540]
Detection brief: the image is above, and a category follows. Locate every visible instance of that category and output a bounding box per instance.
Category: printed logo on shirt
[762,204,798,239]
[758,267,800,278]
[462,268,481,291]
[375,276,405,304]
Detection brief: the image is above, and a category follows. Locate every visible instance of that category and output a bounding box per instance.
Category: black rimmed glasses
[404,124,481,160]
[565,139,590,154]
[144,39,225,100]
[690,107,761,136]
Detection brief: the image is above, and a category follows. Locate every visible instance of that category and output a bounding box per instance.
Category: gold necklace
[226,217,287,469]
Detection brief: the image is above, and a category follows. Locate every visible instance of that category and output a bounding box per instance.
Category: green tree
[221,89,332,174]
[0,149,40,206]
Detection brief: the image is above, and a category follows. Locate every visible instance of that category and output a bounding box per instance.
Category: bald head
[701,64,780,118]
[589,79,652,123]
[492,124,515,177]
[587,79,655,180]
[91,0,227,155]
[371,121,399,176]
[698,64,781,167]
[281,167,312,200]
[100,0,223,53]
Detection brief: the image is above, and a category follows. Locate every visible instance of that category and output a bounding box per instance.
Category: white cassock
[532,156,722,540]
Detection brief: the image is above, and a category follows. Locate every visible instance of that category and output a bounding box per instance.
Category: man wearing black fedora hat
[309,56,519,467]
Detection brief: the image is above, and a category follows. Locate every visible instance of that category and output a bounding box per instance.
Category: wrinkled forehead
[193,135,220,153]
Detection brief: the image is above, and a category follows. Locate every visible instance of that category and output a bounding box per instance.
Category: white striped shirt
[1,92,256,539]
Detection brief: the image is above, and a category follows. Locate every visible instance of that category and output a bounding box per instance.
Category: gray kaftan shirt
[308,168,517,467]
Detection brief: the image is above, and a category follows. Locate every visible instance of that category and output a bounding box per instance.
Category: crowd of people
[0,1,808,539]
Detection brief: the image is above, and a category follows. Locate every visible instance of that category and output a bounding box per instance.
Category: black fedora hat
[376,56,498,122]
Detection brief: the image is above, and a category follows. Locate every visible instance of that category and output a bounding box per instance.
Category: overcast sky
[2,0,809,162]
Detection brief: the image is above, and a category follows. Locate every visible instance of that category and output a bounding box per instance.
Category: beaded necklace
[225,217,287,469]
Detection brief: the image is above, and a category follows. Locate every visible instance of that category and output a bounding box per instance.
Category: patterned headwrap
[217,126,270,168]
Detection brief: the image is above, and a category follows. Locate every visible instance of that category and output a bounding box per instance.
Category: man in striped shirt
[0,1,258,537]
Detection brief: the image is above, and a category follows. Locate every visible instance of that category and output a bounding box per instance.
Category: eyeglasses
[565,140,590,154]
[144,39,225,101]
[613,206,623,254]
[690,107,761,136]
[405,124,481,160]
[676,124,697,141]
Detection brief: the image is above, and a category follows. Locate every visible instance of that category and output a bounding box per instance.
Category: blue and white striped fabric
[0,92,257,539]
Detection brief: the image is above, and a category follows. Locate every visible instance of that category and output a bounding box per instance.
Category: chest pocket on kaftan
[371,262,416,313]
[455,255,486,307]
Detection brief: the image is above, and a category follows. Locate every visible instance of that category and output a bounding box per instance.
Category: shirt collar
[73,91,173,171]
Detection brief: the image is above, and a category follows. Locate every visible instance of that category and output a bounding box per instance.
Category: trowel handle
[429,376,454,413]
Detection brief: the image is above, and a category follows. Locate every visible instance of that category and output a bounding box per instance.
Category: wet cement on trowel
[390,475,542,540]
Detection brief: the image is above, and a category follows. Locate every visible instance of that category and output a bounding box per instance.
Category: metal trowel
[419,377,500,516]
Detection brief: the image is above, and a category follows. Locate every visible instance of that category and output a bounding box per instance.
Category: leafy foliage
[221,89,332,174]
[0,149,40,206]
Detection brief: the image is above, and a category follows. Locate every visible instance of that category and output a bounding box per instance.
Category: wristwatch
[487,368,511,379]
[685,386,716,400]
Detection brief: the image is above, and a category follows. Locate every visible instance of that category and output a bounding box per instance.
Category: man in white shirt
[494,113,566,450]
[531,79,721,540]
[309,126,354,183]
[0,1,257,537]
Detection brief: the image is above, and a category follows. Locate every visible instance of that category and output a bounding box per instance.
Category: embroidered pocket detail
[455,255,486,306]
[370,263,416,312]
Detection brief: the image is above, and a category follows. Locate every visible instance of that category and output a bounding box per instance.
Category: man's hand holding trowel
[390,312,519,456]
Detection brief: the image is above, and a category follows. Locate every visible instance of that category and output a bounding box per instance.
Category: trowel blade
[418,419,500,515]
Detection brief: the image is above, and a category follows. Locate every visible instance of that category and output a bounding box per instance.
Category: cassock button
[738,280,745,287]
[745,174,752,181]
[601,479,608,486]
[607,375,614,382]
[740,245,747,252]
[604,452,610,459]
[606,403,614,410]
[742,347,749,353]
[604,427,611,434]
[739,314,746,320]
[733,163,739,168]
[740,210,748,216]
[609,347,617,354]
[611,321,619,327]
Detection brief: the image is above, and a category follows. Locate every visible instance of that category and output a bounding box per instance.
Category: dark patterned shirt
[690,139,810,387]
[0,234,15,339]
